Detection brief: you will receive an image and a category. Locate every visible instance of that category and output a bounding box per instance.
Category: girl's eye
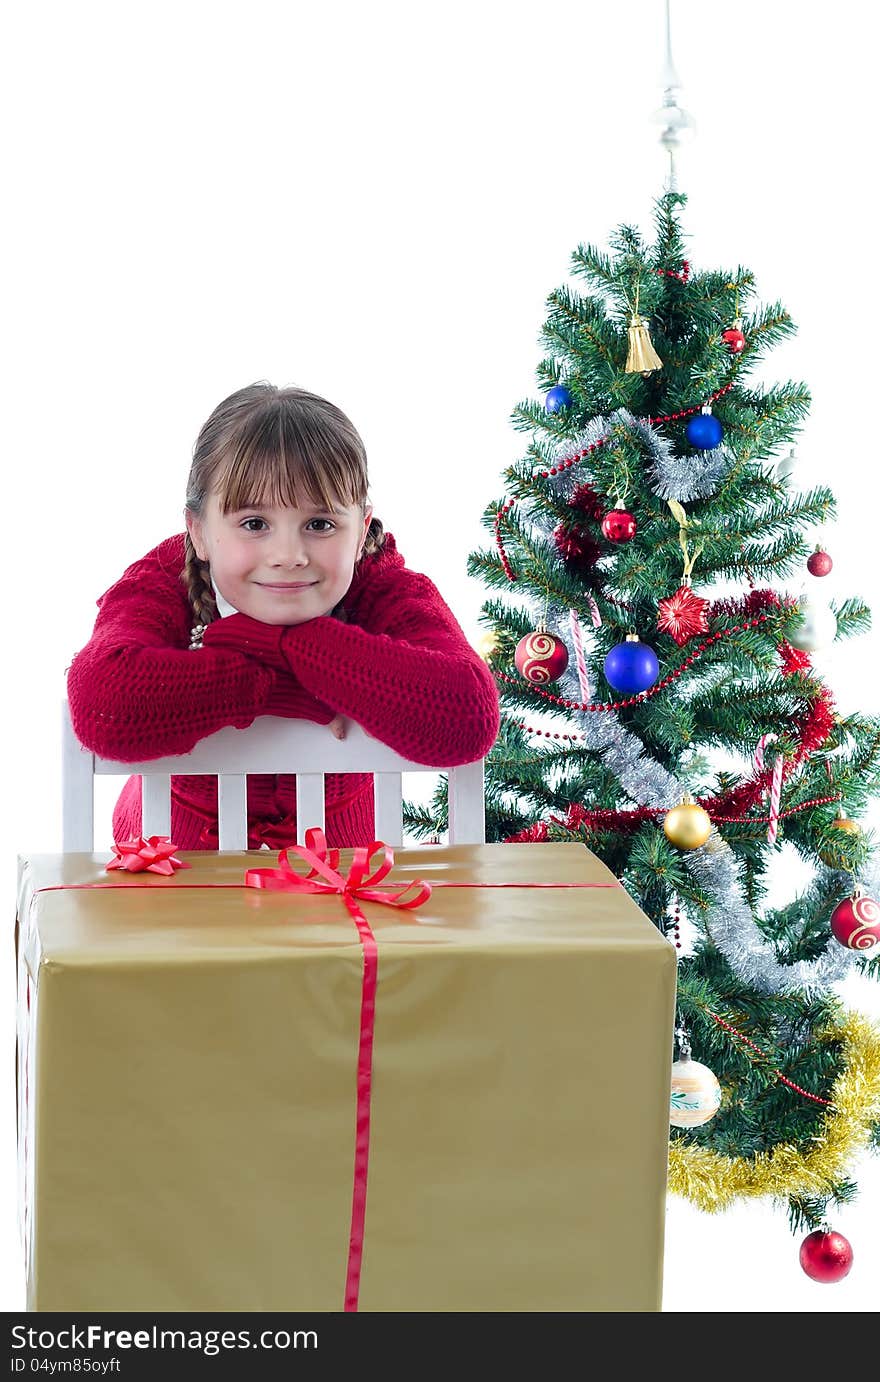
[239,517,336,534]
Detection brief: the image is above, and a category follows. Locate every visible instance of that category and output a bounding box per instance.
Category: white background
[2,0,879,1312]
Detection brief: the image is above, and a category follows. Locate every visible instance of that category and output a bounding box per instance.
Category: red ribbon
[246,827,431,1311]
[106,836,190,876]
[244,825,431,909]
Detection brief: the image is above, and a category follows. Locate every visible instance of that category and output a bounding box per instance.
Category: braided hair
[181,382,385,627]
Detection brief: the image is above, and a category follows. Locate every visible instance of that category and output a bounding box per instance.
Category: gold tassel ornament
[624,282,663,374]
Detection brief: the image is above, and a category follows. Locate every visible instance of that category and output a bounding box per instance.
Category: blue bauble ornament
[604,635,660,695]
[685,413,723,451]
[545,385,573,414]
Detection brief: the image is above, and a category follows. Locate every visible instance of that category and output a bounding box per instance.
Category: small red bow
[106,836,190,876]
[244,826,431,909]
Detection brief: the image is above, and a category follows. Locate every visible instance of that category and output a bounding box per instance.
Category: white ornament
[776,447,798,479]
[670,1056,721,1127]
[788,592,837,652]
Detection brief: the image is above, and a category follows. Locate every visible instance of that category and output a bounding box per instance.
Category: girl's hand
[328,714,347,740]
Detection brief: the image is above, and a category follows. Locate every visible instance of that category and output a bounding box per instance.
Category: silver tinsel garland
[546,635,866,994]
[513,410,866,995]
[542,408,733,507]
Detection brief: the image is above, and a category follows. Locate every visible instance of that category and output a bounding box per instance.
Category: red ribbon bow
[244,826,431,909]
[106,836,190,876]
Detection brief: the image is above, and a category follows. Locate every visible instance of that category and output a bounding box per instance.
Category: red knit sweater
[66,532,500,849]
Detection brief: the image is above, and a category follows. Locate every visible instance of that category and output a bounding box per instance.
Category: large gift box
[15,836,676,1313]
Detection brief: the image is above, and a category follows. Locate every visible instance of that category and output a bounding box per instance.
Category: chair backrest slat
[374,772,403,847]
[449,758,486,845]
[61,699,486,850]
[62,699,95,851]
[217,775,249,850]
[294,773,325,845]
[142,775,172,838]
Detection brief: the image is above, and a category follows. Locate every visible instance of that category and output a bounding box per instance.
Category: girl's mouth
[258,581,317,591]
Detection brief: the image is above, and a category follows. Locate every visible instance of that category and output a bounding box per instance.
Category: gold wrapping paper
[15,843,676,1313]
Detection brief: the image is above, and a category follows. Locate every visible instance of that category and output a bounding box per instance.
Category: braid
[182,533,219,627]
[362,515,386,557]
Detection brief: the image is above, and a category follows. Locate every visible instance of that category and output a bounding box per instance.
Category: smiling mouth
[258,581,317,591]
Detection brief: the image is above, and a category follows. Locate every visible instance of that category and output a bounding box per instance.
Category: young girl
[66,382,500,850]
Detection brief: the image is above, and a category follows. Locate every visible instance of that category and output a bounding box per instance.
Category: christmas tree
[404,191,880,1276]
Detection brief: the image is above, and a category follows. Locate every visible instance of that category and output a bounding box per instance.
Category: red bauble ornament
[657,583,710,647]
[799,1229,853,1283]
[514,628,569,684]
[721,326,746,354]
[601,508,637,542]
[807,548,833,577]
[829,890,880,951]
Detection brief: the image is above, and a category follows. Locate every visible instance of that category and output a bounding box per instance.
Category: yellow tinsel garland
[667,1012,880,1212]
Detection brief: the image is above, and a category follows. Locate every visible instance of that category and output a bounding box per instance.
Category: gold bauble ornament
[830,811,861,837]
[663,796,713,850]
[474,629,500,662]
[818,810,862,865]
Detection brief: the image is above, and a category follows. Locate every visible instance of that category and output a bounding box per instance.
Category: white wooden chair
[61,698,486,850]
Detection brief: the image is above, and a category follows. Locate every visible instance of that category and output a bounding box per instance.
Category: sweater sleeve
[66,550,280,761]
[213,569,501,767]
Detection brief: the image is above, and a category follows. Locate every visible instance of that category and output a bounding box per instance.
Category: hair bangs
[215,402,365,515]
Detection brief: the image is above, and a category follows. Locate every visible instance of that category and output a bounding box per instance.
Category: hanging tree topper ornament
[657,500,709,646]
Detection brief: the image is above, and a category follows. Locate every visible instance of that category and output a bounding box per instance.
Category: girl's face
[185,489,373,625]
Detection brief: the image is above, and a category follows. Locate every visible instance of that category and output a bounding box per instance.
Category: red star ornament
[657,584,710,647]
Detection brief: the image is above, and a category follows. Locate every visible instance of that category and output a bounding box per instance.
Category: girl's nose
[269,532,309,568]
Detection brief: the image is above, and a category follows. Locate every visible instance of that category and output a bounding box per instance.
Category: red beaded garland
[653,261,690,283]
[493,499,518,581]
[667,899,682,950]
[708,1011,833,1106]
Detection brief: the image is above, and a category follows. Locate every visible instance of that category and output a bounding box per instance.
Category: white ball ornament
[670,1053,721,1128]
[775,446,798,479]
[788,592,837,652]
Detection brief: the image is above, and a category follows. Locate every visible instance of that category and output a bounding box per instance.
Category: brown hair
[182,382,385,625]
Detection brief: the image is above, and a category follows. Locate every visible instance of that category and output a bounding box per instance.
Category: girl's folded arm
[66,573,277,761]
[277,573,500,766]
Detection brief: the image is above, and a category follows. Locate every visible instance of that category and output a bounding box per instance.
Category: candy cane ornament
[568,608,592,702]
[754,732,777,775]
[754,733,783,844]
[767,752,784,846]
